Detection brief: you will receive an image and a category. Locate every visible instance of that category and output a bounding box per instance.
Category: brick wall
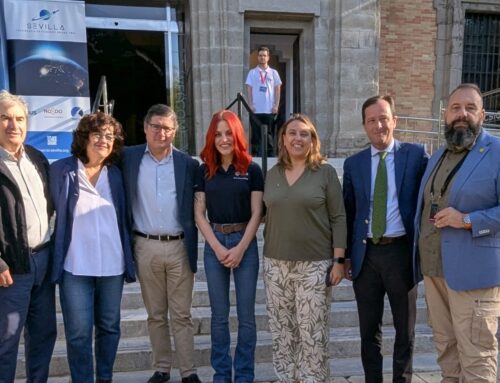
[379,1,437,119]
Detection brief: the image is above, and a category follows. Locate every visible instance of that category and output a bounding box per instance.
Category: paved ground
[29,371,446,383]
[15,355,447,383]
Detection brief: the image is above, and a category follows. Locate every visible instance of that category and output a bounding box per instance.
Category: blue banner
[3,0,90,160]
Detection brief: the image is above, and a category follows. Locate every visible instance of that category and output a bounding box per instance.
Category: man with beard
[413,83,500,382]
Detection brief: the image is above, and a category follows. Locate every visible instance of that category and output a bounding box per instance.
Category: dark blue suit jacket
[343,140,428,280]
[50,156,136,284]
[121,145,199,273]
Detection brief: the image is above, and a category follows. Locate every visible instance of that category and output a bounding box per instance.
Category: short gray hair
[144,104,178,129]
[0,90,28,118]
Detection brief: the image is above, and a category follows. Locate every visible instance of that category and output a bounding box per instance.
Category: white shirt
[245,65,282,113]
[0,146,50,248]
[64,160,125,276]
[132,145,183,235]
[369,140,406,238]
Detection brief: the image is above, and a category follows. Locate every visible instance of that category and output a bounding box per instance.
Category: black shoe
[96,379,112,383]
[147,371,170,383]
[181,373,202,383]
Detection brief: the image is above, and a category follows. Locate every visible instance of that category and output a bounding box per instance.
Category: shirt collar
[144,144,173,163]
[0,145,25,161]
[371,139,394,157]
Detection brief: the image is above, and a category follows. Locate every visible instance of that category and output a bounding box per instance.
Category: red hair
[200,110,252,179]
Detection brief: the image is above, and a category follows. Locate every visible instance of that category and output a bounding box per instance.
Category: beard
[444,117,481,152]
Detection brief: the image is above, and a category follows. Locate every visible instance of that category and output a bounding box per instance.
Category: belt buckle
[378,237,391,245]
[221,224,232,234]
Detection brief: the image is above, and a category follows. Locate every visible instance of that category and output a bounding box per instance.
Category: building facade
[1,0,499,156]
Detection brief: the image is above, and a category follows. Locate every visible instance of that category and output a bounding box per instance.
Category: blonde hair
[277,113,326,170]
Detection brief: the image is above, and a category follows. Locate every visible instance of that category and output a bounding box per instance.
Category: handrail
[226,92,270,177]
[482,88,500,97]
[92,75,114,115]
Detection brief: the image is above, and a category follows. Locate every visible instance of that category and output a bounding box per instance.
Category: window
[462,12,500,112]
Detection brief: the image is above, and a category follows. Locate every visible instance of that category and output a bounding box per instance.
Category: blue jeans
[59,272,124,383]
[0,248,56,383]
[204,230,259,383]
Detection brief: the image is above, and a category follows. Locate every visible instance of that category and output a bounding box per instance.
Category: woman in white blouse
[50,112,135,383]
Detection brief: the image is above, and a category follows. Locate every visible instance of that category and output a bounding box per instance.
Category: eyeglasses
[148,123,176,134]
[90,132,115,143]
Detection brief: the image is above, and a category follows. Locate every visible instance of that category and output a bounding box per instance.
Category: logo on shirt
[233,171,249,180]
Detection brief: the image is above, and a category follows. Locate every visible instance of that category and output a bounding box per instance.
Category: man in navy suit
[343,95,428,383]
[414,84,500,382]
[121,105,201,383]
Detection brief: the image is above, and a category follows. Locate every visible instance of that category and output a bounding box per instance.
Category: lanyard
[259,70,267,84]
[430,150,469,201]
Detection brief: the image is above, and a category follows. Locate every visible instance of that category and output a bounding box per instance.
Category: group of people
[0,81,499,383]
[345,83,500,383]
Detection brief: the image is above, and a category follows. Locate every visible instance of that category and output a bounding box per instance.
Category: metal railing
[92,75,115,115]
[396,110,500,155]
[226,92,270,176]
[395,116,442,154]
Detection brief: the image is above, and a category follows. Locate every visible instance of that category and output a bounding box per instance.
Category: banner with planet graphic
[0,5,8,90]
[3,0,90,161]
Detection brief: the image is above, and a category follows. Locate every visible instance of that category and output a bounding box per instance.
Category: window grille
[462,12,500,112]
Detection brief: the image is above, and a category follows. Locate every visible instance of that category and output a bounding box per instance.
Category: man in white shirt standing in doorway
[245,45,282,156]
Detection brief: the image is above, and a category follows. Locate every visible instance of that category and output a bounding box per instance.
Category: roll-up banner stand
[3,0,90,161]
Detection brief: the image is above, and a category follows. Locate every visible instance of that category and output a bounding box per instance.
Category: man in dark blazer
[343,95,428,383]
[0,90,56,383]
[121,104,200,383]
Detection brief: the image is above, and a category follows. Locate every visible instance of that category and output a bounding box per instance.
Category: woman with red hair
[194,110,263,383]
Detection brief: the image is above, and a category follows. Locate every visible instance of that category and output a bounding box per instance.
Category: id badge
[429,203,439,222]
[259,86,267,92]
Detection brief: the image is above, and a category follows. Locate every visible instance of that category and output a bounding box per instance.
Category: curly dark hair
[71,112,124,165]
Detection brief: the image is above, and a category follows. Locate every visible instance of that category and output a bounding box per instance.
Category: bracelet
[333,257,345,264]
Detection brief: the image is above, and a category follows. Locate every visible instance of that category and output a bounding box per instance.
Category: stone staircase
[15,226,441,382]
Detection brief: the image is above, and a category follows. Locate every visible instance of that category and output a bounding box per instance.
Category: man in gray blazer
[121,105,200,383]
[414,83,500,382]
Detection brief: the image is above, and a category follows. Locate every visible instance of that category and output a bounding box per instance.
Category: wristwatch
[463,214,472,230]
[333,257,345,264]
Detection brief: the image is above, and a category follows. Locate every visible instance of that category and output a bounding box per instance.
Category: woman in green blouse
[263,113,347,383]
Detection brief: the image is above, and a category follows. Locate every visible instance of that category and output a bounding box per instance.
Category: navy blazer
[413,130,500,290]
[121,145,199,273]
[343,140,428,280]
[50,156,136,284]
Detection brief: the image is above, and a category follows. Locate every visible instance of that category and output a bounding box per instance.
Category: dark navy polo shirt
[195,162,264,224]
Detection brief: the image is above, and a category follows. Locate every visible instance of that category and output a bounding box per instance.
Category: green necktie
[372,151,388,244]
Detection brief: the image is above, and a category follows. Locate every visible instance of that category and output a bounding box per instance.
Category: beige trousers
[134,236,196,377]
[424,276,500,383]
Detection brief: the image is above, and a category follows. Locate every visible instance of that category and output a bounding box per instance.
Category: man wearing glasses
[121,104,200,383]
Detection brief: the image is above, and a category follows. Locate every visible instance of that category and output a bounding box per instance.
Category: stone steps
[16,324,435,379]
[55,274,426,311]
[48,298,428,341]
[15,353,442,383]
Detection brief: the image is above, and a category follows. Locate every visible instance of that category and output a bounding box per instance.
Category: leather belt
[369,235,407,246]
[31,241,50,254]
[134,231,184,241]
[212,222,248,234]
